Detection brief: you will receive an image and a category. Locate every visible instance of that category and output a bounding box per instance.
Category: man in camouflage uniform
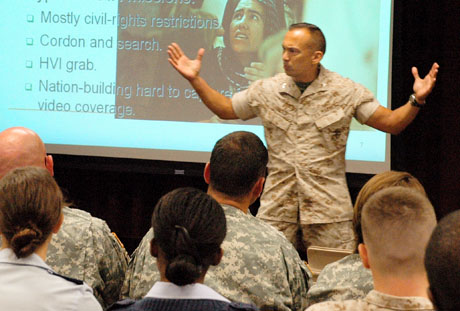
[167,23,439,252]
[306,171,428,306]
[306,187,436,311]
[0,127,129,308]
[425,210,460,311]
[122,131,312,311]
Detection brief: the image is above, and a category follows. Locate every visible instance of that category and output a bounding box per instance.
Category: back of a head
[0,127,47,179]
[209,131,268,198]
[289,22,326,54]
[353,171,426,247]
[425,210,460,311]
[0,167,63,258]
[361,187,436,277]
[152,187,226,286]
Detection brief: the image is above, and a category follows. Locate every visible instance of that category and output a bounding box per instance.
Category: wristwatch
[409,94,425,108]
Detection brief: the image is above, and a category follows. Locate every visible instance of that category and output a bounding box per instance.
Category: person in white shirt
[0,166,102,311]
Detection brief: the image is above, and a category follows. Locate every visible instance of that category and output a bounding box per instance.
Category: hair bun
[10,227,43,258]
[165,254,202,286]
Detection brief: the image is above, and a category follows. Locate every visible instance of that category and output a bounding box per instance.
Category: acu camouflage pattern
[306,290,434,311]
[306,253,373,306]
[122,204,312,311]
[47,207,129,308]
[232,65,380,225]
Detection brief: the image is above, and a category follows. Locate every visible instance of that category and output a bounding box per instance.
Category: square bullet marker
[26,60,33,68]
[26,38,33,45]
[25,83,32,91]
[27,15,34,22]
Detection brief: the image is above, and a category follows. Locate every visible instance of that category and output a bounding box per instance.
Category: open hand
[412,62,439,102]
[168,43,204,82]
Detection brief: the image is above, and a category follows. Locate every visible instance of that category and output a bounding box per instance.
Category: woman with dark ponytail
[0,167,102,310]
[109,187,258,311]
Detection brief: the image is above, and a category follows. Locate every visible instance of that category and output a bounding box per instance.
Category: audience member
[0,167,102,310]
[425,209,460,311]
[306,187,436,311]
[306,171,427,305]
[0,127,128,308]
[122,131,311,311]
[108,187,258,310]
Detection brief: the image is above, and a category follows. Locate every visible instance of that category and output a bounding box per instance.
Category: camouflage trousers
[262,219,355,258]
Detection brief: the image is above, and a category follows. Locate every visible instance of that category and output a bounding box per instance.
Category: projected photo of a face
[115,0,292,122]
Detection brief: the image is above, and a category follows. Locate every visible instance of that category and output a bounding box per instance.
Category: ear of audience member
[425,209,460,311]
[0,167,102,311]
[306,171,428,306]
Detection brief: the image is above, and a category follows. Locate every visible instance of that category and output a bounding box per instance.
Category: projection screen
[0,0,392,174]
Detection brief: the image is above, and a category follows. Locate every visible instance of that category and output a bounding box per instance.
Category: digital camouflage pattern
[232,65,380,227]
[122,204,312,311]
[306,290,434,311]
[306,254,373,306]
[47,207,129,308]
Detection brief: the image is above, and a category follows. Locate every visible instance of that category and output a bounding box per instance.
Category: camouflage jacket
[306,290,434,311]
[48,207,129,308]
[122,204,312,311]
[232,66,380,224]
[306,254,373,306]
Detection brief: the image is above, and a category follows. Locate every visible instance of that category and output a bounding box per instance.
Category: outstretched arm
[167,43,238,120]
[365,62,439,135]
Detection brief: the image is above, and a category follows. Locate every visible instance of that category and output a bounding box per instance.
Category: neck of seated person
[0,234,52,261]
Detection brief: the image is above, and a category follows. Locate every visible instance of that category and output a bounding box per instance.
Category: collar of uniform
[220,203,250,218]
[0,248,50,270]
[365,289,434,310]
[278,64,329,99]
[145,281,230,302]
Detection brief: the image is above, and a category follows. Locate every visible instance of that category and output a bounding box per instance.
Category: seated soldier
[122,131,311,311]
[306,171,427,305]
[307,187,436,311]
[425,209,460,311]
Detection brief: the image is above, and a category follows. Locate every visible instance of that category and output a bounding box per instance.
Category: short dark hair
[0,167,63,258]
[209,131,268,198]
[425,210,460,311]
[152,187,226,286]
[289,22,326,54]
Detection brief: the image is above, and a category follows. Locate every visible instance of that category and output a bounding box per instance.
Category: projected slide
[0,0,392,173]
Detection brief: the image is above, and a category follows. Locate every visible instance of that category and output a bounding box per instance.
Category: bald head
[0,127,53,178]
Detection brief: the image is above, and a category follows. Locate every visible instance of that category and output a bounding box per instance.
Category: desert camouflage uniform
[48,207,129,308]
[232,65,380,248]
[306,290,434,311]
[122,204,312,311]
[306,254,373,306]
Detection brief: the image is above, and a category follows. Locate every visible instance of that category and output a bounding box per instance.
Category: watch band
[409,94,425,108]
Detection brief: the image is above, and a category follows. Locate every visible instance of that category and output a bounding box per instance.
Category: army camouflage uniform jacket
[306,253,373,306]
[306,290,434,311]
[48,206,129,308]
[122,204,312,311]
